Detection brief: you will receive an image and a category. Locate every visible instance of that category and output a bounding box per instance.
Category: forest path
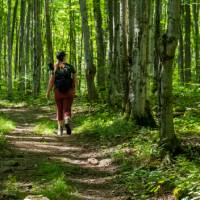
[0,105,125,200]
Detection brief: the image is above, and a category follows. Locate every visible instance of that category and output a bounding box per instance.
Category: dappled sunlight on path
[0,106,125,200]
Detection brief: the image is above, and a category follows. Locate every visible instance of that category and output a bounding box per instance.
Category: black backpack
[54,64,73,93]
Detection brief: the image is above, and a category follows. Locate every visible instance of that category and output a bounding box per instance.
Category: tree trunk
[184,0,191,83]
[44,0,54,86]
[127,0,135,118]
[19,0,26,94]
[25,0,31,92]
[79,0,97,101]
[131,0,156,127]
[109,0,121,105]
[93,0,106,91]
[120,0,129,114]
[11,0,18,49]
[178,5,184,84]
[45,0,54,65]
[192,0,200,83]
[33,0,42,96]
[7,0,12,98]
[0,0,3,81]
[107,0,113,73]
[14,21,19,79]
[153,0,162,93]
[159,0,180,153]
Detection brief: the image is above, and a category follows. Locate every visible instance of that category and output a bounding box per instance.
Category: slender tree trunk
[44,0,54,86]
[127,0,135,117]
[19,0,26,94]
[178,5,185,84]
[107,0,113,70]
[45,0,54,65]
[192,0,200,82]
[33,0,42,96]
[107,0,115,104]
[153,0,162,93]
[78,31,83,94]
[79,0,97,101]
[184,0,191,83]
[11,0,18,49]
[25,1,31,92]
[120,0,129,113]
[131,0,156,127]
[93,0,106,91]
[0,0,3,81]
[7,0,12,98]
[14,21,19,79]
[159,0,180,153]
[109,0,121,105]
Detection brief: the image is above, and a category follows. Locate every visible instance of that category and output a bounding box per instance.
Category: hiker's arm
[46,74,55,98]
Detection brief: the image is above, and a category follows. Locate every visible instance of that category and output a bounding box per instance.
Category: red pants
[54,89,74,121]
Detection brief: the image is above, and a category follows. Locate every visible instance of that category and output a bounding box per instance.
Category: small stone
[98,158,112,167]
[24,195,49,200]
[88,158,99,165]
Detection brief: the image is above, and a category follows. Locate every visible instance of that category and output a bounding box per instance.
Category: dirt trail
[0,106,125,200]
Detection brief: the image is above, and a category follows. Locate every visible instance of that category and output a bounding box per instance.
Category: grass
[111,130,200,199]
[1,162,74,200]
[37,162,74,200]
[0,114,16,154]
[71,85,200,200]
[0,115,16,134]
[0,99,27,108]
[173,84,200,136]
[73,103,135,147]
[0,83,199,199]
[34,119,56,135]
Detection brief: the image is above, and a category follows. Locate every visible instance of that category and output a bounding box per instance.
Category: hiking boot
[57,125,63,136]
[64,116,72,135]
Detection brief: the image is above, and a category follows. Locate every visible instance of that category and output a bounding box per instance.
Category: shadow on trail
[0,105,124,200]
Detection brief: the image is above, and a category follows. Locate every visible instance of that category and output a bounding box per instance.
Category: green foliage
[0,133,7,152]
[112,130,200,200]
[73,104,135,146]
[0,111,15,156]
[42,175,73,200]
[173,84,200,135]
[34,119,56,135]
[3,175,23,199]
[37,162,74,200]
[0,115,15,134]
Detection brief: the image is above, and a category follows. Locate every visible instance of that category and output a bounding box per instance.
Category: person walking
[46,51,76,136]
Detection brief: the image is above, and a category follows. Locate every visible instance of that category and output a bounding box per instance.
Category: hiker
[46,51,76,136]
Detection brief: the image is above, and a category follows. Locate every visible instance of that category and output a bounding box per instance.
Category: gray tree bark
[25,0,31,92]
[153,0,162,93]
[7,0,12,97]
[79,0,97,101]
[45,0,54,65]
[159,0,180,153]
[184,0,191,83]
[178,5,184,84]
[131,0,155,127]
[19,0,26,94]
[93,0,106,91]
[33,0,42,96]
[120,0,129,114]
[192,0,200,82]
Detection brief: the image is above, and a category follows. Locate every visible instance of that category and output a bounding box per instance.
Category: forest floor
[0,103,126,200]
[0,88,200,200]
